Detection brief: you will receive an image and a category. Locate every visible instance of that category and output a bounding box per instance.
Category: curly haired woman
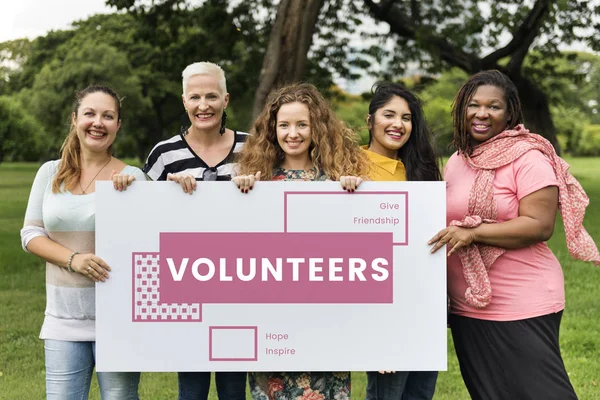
[233,82,369,399]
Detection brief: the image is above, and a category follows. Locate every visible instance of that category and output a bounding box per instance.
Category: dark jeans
[365,371,438,400]
[177,372,247,400]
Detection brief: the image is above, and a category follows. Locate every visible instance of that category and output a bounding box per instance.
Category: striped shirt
[143,131,249,181]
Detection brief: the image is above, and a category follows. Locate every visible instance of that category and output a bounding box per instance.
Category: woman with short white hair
[142,61,248,399]
[143,61,249,191]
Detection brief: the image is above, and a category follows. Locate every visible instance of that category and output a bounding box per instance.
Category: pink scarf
[452,124,600,308]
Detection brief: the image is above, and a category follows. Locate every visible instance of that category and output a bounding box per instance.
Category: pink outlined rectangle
[209,326,258,361]
[284,191,409,245]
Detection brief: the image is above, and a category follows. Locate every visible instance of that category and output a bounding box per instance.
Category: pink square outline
[208,326,258,362]
[284,191,409,245]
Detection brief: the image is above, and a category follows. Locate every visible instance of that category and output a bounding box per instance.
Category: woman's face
[73,92,120,153]
[182,74,229,133]
[368,95,412,159]
[466,84,509,144]
[276,102,312,160]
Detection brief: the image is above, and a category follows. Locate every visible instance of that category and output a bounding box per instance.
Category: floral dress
[270,166,328,181]
[248,166,350,400]
[249,371,350,400]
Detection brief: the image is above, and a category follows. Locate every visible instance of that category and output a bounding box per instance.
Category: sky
[0,0,113,43]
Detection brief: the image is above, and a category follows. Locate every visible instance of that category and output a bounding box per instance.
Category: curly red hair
[238,83,368,180]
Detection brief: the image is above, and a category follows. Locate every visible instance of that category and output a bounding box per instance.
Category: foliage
[357,1,600,77]
[0,96,49,162]
[25,40,150,159]
[0,39,32,94]
[331,89,370,145]
[576,124,600,157]
[552,104,588,155]
[416,69,468,156]
[1,1,599,161]
[0,1,274,161]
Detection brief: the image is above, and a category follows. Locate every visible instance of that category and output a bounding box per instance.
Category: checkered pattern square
[133,253,201,321]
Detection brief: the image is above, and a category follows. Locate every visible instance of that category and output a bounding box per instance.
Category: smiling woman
[142,62,249,196]
[20,84,145,399]
[141,62,249,399]
[233,82,370,400]
[431,69,600,400]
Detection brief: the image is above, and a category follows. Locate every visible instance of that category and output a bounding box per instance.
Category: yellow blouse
[362,146,407,182]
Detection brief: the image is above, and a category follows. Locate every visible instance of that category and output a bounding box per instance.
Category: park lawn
[0,159,599,399]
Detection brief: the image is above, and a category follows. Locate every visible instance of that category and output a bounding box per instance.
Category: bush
[575,124,600,156]
[0,96,50,162]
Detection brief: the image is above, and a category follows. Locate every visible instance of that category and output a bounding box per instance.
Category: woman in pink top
[429,70,599,400]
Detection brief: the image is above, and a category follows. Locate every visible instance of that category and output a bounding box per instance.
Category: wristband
[67,252,79,273]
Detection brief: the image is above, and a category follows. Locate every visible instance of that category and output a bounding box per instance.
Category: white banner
[95,181,447,372]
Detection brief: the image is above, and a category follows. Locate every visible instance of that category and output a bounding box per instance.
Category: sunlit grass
[1,160,599,399]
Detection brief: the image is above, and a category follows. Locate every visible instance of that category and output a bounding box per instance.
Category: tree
[0,96,49,162]
[26,40,150,158]
[359,0,600,152]
[2,1,273,160]
[251,0,326,119]
[253,0,599,152]
[106,0,338,130]
[0,39,32,95]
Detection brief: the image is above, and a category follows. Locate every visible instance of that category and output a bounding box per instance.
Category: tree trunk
[251,0,325,122]
[510,74,560,152]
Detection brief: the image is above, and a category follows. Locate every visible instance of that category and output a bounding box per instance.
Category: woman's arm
[429,185,558,255]
[26,237,110,281]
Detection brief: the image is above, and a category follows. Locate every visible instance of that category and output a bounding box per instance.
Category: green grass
[1,159,599,399]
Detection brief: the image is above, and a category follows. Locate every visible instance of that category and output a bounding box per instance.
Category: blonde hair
[52,85,121,193]
[237,83,369,180]
[182,62,227,95]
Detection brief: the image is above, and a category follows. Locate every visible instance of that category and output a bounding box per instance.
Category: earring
[220,110,227,135]
[180,112,189,135]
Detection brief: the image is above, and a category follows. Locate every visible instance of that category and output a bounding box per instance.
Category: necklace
[79,156,112,194]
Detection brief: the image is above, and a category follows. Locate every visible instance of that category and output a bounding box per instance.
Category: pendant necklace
[79,157,112,194]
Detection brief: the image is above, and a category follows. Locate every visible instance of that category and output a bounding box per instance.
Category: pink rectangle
[159,232,393,305]
[209,326,258,361]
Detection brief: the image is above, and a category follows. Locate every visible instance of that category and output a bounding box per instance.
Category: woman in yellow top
[361,82,442,400]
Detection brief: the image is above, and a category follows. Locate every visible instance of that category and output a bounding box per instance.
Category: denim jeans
[44,339,140,400]
[365,371,438,400]
[178,371,247,400]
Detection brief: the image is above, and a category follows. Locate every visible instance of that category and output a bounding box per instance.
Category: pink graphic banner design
[160,232,393,305]
[133,232,394,322]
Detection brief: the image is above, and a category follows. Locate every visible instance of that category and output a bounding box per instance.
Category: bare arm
[26,237,110,281]
[430,185,558,254]
[473,186,558,248]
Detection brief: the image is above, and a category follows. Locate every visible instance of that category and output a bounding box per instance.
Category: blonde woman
[21,85,144,399]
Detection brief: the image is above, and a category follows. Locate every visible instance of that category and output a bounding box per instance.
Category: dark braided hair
[451,70,523,155]
[368,82,442,181]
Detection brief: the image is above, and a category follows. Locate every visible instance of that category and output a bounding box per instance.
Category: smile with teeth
[472,123,491,133]
[385,130,404,139]
[88,130,106,138]
[195,113,214,120]
[286,140,303,148]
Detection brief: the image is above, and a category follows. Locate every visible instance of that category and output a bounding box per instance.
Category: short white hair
[182,62,227,95]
